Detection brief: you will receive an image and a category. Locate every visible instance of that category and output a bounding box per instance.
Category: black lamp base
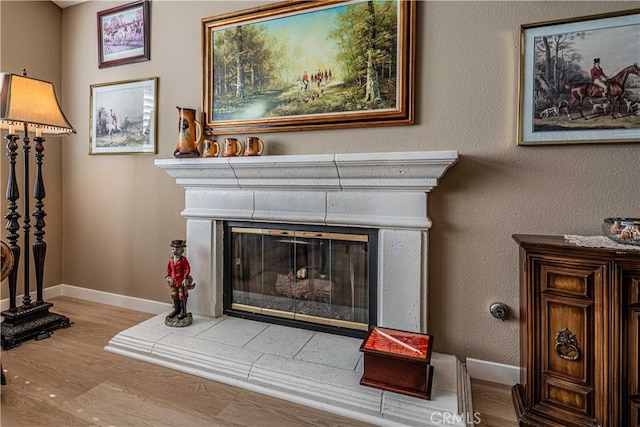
[1,302,70,350]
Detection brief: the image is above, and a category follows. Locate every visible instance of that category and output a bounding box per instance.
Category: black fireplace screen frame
[223,221,378,338]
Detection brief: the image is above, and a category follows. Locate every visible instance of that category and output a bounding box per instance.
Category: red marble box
[359,326,434,400]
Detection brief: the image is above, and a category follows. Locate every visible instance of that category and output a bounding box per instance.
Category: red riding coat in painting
[590,58,609,96]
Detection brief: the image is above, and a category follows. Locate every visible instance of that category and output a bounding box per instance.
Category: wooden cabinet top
[513,234,640,262]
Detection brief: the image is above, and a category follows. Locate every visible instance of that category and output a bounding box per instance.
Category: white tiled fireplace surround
[105,151,474,426]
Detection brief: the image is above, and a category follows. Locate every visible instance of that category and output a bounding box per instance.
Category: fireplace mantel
[155,150,458,229]
[155,151,458,191]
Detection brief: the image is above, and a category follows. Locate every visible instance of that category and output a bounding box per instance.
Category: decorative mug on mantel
[174,107,203,158]
[222,138,243,157]
[201,139,220,158]
[244,137,264,156]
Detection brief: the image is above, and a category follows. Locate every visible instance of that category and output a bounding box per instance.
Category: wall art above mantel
[201,0,416,135]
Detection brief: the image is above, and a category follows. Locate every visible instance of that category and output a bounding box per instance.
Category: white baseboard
[465,357,520,386]
[0,285,63,311]
[1,284,171,314]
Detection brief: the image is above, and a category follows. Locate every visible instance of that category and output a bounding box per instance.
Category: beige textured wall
[5,1,637,365]
[0,1,64,299]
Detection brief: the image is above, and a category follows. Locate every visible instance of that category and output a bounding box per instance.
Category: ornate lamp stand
[0,71,75,350]
[1,129,71,350]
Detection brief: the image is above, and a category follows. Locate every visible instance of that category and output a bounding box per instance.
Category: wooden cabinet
[512,235,640,427]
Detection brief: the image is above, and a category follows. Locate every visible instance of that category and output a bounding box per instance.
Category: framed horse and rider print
[89,77,158,155]
[518,9,640,145]
[201,0,416,134]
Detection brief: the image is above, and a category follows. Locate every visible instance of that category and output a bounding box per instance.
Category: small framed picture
[90,77,157,155]
[518,9,640,145]
[98,0,150,68]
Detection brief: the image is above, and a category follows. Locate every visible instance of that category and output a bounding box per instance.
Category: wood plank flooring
[1,297,517,426]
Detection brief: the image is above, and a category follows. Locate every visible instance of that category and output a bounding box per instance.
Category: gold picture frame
[202,0,416,134]
[89,77,158,155]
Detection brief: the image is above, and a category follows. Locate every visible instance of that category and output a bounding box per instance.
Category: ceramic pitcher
[174,107,203,158]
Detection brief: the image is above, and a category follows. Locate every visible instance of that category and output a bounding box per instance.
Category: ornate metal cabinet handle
[554,328,581,361]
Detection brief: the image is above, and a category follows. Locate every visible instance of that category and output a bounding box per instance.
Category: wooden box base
[359,327,434,400]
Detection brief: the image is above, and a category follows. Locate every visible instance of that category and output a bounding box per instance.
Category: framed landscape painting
[518,9,640,145]
[202,0,416,134]
[89,77,157,155]
[98,0,150,68]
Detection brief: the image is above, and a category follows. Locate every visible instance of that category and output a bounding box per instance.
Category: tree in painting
[211,0,400,122]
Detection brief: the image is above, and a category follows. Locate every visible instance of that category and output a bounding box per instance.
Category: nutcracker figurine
[165,239,195,327]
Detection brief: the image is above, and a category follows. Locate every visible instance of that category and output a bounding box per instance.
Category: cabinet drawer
[542,265,594,298]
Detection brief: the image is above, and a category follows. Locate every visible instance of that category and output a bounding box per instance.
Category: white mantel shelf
[155,151,459,230]
[154,150,459,192]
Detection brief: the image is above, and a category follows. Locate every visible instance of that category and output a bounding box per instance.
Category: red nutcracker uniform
[166,256,190,289]
[165,240,193,319]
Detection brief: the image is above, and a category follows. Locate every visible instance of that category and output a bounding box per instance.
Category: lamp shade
[0,72,75,135]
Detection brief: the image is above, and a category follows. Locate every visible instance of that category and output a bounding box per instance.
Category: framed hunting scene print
[89,77,157,155]
[202,0,416,134]
[98,0,150,68]
[518,9,640,145]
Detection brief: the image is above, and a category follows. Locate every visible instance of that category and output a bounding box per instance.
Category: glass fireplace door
[227,225,374,333]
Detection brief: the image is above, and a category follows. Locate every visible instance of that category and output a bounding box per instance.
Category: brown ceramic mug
[222,138,243,157]
[201,139,220,158]
[244,137,264,156]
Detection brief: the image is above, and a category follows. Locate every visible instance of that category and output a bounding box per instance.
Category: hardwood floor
[471,380,518,426]
[1,297,517,426]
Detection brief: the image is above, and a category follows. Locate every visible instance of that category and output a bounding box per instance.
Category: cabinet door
[624,268,640,427]
[528,255,607,425]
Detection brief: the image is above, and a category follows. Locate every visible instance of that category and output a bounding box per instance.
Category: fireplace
[153,151,459,334]
[106,151,472,426]
[224,222,377,337]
